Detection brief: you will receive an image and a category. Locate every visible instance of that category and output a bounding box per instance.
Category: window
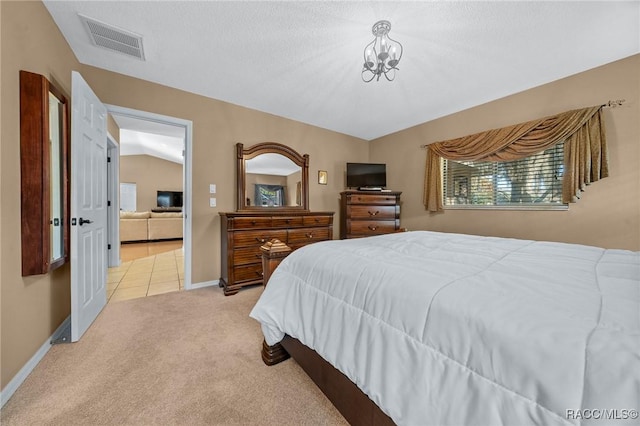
[443,143,566,209]
[254,184,285,207]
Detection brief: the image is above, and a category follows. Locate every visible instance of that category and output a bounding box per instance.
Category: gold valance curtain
[423,106,608,212]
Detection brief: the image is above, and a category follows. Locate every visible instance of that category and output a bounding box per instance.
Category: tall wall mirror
[20,70,70,276]
[236,142,309,211]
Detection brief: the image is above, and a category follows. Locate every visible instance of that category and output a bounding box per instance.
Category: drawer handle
[306,233,314,238]
[314,218,320,222]
[368,210,379,216]
[251,220,257,225]
[255,254,262,258]
[368,225,378,231]
[255,237,266,243]
[256,271,263,276]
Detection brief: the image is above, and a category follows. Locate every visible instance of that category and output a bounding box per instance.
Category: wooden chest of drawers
[220,211,334,295]
[339,191,401,239]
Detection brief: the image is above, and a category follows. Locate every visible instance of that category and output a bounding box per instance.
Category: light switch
[209,197,217,207]
[209,184,216,194]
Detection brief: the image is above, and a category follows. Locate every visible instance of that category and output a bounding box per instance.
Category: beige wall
[120,155,183,212]
[0,1,368,390]
[1,1,80,390]
[370,54,640,251]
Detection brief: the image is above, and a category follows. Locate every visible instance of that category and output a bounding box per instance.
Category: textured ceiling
[44,1,640,141]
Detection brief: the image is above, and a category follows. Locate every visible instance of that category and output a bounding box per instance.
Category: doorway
[105,105,193,303]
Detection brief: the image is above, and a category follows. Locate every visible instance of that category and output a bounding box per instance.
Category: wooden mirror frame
[20,70,70,276]
[237,142,309,211]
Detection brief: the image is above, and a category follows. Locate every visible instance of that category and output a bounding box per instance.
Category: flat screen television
[346,163,387,189]
[157,190,183,208]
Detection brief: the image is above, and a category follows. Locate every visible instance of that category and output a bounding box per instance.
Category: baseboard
[189,279,219,290]
[0,315,70,408]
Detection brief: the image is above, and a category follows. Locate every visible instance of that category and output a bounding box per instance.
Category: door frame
[105,105,193,290]
[107,133,120,267]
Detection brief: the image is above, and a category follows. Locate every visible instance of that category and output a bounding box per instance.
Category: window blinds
[443,143,564,207]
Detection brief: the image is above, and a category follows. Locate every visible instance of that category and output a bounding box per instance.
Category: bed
[249,231,639,425]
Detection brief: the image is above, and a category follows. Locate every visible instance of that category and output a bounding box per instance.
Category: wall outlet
[209,197,216,207]
[209,184,216,194]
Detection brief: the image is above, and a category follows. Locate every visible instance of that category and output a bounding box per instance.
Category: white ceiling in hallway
[45,1,639,141]
[111,114,185,164]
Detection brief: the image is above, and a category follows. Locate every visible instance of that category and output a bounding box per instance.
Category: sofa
[120,211,183,242]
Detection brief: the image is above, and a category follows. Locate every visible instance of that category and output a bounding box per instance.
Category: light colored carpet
[1,286,347,425]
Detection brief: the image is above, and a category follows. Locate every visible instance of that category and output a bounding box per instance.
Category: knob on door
[79,218,93,226]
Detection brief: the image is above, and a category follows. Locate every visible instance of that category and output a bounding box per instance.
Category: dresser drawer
[347,194,398,205]
[347,205,397,220]
[229,217,272,230]
[233,246,263,266]
[287,227,331,245]
[221,210,334,295]
[348,220,397,235]
[233,230,287,247]
[272,216,304,228]
[233,263,263,283]
[303,215,333,227]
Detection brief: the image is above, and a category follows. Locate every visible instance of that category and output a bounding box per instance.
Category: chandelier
[362,20,403,82]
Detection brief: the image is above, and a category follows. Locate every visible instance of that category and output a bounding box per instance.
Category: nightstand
[260,239,292,287]
[259,238,293,366]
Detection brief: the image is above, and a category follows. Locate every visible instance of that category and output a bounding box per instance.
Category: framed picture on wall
[318,170,328,185]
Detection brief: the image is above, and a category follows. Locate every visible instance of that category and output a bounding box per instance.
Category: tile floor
[107,241,184,303]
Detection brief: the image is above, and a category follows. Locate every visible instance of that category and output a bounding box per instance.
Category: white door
[71,71,108,342]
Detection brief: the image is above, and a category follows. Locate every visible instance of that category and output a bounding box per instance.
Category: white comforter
[249,231,640,426]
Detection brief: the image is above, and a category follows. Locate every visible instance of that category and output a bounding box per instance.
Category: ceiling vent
[79,14,145,60]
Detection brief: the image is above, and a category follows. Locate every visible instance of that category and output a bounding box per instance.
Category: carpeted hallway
[1,286,347,425]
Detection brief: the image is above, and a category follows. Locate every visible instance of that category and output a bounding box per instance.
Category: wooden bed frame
[259,239,395,425]
[263,338,395,426]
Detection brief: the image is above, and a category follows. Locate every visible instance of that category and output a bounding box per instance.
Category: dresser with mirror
[219,142,334,296]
